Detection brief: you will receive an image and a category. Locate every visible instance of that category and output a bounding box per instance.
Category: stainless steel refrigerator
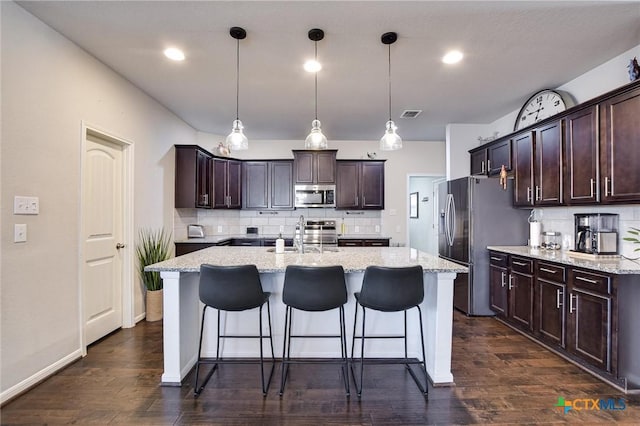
[438,177,530,315]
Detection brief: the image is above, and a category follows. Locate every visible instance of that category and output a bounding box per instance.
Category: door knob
[116,243,125,249]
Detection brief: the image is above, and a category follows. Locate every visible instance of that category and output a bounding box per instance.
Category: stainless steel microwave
[294,184,336,208]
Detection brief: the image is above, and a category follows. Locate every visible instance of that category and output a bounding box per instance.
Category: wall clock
[514,89,573,131]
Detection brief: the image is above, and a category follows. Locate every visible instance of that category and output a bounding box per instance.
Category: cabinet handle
[501,271,506,287]
[355,196,359,206]
[575,276,598,284]
[487,159,491,172]
[604,177,610,197]
[481,161,485,174]
[590,178,595,198]
[526,187,532,203]
[508,274,513,290]
[556,288,563,309]
[512,260,528,266]
[539,267,557,274]
[203,194,209,204]
[569,293,577,314]
[535,186,541,201]
[491,256,502,261]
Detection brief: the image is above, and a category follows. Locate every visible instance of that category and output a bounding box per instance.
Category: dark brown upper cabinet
[175,145,213,209]
[213,158,242,209]
[564,105,599,204]
[600,85,640,203]
[534,120,563,206]
[512,131,534,207]
[469,139,512,176]
[336,160,385,210]
[292,150,337,184]
[242,160,294,210]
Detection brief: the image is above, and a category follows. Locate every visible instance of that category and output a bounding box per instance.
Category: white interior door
[82,134,124,345]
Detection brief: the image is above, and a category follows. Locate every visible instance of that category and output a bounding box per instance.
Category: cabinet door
[270,161,294,209]
[316,151,337,184]
[227,160,242,208]
[195,150,213,208]
[489,265,508,317]
[213,159,228,208]
[470,149,487,175]
[509,271,534,331]
[600,87,640,202]
[175,146,212,209]
[536,279,565,347]
[242,161,269,209]
[564,106,598,204]
[512,132,534,206]
[487,139,512,176]
[534,121,563,205]
[336,162,359,209]
[360,162,384,209]
[568,289,611,371]
[293,151,314,184]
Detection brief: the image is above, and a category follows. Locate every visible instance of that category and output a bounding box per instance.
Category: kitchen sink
[266,247,339,253]
[266,247,298,253]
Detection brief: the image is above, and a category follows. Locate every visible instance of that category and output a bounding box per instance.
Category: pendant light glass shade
[227,27,248,150]
[305,119,328,149]
[226,119,248,150]
[305,29,327,150]
[380,32,402,151]
[380,120,402,151]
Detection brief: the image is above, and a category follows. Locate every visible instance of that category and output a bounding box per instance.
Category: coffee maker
[574,213,619,255]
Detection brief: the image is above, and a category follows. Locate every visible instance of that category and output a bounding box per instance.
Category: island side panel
[422,272,456,385]
[160,271,200,385]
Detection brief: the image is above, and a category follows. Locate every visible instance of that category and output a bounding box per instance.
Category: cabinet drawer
[536,261,566,283]
[511,256,533,274]
[571,269,611,295]
[338,240,364,247]
[489,252,508,267]
[363,239,390,247]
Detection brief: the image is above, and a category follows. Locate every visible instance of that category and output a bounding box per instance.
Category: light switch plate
[375,225,380,233]
[14,224,27,242]
[354,226,360,233]
[14,196,39,215]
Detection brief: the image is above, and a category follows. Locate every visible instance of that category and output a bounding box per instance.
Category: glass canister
[541,231,561,250]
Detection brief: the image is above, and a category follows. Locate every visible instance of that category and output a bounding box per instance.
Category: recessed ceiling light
[442,50,463,65]
[164,47,185,61]
[304,59,322,73]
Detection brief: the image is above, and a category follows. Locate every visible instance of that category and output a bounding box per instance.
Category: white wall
[193,133,447,244]
[0,2,198,402]
[408,176,443,255]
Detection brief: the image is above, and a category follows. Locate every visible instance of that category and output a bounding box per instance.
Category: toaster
[187,224,205,238]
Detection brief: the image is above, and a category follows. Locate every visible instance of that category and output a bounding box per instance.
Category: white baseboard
[0,349,83,405]
[135,312,146,324]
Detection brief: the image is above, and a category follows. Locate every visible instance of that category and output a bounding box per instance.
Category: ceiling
[16,1,640,142]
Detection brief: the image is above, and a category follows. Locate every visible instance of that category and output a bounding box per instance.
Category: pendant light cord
[314,40,318,120]
[235,37,240,120]
[387,43,392,121]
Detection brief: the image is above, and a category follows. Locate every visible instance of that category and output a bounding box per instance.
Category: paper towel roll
[275,238,285,254]
[529,222,541,248]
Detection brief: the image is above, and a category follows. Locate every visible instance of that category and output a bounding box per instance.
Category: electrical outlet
[375,225,380,233]
[395,225,401,233]
[217,225,223,233]
[279,225,284,232]
[354,226,360,233]
[14,224,27,242]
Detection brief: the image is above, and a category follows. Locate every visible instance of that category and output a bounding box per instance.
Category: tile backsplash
[532,205,640,257]
[174,208,382,241]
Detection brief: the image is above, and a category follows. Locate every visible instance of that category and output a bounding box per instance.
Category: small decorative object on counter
[628,57,640,81]
[366,152,377,159]
[541,231,561,250]
[275,234,285,253]
[215,142,230,157]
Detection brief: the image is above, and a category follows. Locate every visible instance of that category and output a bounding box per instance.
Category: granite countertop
[176,234,391,244]
[146,246,468,274]
[487,246,640,274]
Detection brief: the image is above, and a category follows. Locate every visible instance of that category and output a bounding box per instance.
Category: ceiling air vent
[400,110,422,119]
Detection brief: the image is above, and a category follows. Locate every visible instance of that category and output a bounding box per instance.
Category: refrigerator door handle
[445,194,454,246]
[449,193,457,246]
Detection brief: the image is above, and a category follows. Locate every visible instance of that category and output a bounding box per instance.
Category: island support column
[423,272,456,384]
[160,271,200,385]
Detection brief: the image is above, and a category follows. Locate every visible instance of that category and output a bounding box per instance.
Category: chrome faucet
[295,215,305,253]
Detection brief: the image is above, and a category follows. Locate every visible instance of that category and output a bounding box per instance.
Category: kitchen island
[146,246,467,387]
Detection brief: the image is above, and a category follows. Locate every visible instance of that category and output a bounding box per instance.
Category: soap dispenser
[275,233,285,254]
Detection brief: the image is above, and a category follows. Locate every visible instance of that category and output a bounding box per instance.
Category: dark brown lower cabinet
[489,252,509,316]
[337,238,390,247]
[508,257,534,331]
[535,261,567,348]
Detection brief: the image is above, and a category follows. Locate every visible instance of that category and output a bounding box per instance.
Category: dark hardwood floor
[2,312,638,425]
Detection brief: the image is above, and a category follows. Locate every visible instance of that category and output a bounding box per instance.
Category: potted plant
[623,226,640,260]
[136,228,172,321]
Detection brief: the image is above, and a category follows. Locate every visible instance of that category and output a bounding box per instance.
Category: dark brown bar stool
[279,265,350,396]
[350,265,428,398]
[194,264,275,397]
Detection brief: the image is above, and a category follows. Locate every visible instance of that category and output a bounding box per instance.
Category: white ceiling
[16,1,640,142]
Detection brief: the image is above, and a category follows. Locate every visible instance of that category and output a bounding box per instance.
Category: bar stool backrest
[283,265,347,311]
[199,264,265,311]
[359,265,424,312]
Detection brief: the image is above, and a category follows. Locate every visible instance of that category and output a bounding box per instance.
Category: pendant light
[225,27,248,150]
[304,28,328,150]
[380,32,402,151]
